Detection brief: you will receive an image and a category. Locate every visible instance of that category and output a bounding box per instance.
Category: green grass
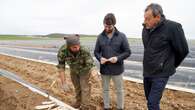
[128,37,141,41]
[80,35,142,43]
[43,33,143,42]
[188,39,195,45]
[80,35,97,41]
[0,35,43,40]
[192,40,195,44]
[0,34,143,44]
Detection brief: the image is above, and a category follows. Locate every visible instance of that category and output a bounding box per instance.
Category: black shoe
[104,108,111,110]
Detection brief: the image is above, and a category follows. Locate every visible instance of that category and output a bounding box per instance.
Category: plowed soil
[0,77,47,110]
[0,54,195,110]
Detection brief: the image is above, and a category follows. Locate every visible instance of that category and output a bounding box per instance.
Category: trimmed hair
[103,13,116,25]
[145,3,165,18]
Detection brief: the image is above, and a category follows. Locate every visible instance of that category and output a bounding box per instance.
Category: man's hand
[108,57,118,63]
[58,69,66,85]
[61,83,70,92]
[90,68,101,79]
[58,69,70,92]
[100,57,109,64]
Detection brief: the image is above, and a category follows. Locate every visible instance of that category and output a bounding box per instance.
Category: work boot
[71,101,81,108]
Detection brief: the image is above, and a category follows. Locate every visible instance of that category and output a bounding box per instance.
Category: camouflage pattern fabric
[57,44,94,74]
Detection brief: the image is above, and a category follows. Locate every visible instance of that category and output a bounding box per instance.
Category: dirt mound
[0,54,195,110]
[0,77,46,110]
[0,89,18,110]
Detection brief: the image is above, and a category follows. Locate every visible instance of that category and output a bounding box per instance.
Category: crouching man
[57,34,95,110]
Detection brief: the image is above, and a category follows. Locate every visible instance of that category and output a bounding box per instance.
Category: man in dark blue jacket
[142,3,189,110]
[94,13,131,110]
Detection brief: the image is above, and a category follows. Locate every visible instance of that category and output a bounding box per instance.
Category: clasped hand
[100,57,118,64]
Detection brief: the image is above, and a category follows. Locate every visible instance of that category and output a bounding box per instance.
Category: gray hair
[145,3,165,18]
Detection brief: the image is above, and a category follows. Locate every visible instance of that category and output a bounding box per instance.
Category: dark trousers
[144,77,169,110]
[70,71,91,108]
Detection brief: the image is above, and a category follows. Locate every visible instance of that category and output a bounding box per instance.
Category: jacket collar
[152,17,166,31]
[143,17,166,33]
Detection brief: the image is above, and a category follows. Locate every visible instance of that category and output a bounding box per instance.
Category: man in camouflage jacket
[57,34,94,109]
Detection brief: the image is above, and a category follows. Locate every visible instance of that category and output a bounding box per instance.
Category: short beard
[105,28,114,34]
[106,30,113,34]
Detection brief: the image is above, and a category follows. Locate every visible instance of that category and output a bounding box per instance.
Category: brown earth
[0,54,195,110]
[0,77,47,110]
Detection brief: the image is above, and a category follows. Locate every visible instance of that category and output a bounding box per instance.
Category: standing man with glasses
[142,3,189,110]
[94,13,131,110]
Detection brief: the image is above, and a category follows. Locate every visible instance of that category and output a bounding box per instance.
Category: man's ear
[156,14,161,21]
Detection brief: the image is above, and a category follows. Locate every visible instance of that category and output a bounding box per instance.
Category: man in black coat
[142,3,189,110]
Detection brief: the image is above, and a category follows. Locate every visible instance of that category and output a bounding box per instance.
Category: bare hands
[108,57,118,63]
[100,57,109,64]
[61,83,70,92]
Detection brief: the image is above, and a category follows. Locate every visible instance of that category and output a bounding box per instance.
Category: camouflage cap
[64,34,80,46]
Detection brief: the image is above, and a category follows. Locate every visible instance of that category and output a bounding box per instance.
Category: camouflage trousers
[70,70,91,109]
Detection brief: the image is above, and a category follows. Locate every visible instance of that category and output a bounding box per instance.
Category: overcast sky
[0,0,195,39]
